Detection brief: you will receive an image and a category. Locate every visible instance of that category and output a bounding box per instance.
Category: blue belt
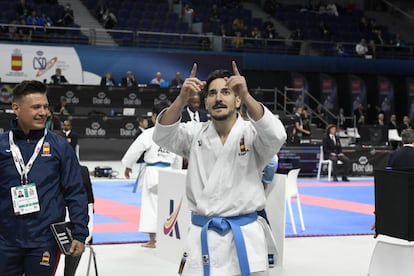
[191,212,257,276]
[146,162,171,167]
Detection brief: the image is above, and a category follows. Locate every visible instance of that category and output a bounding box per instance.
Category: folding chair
[285,168,305,234]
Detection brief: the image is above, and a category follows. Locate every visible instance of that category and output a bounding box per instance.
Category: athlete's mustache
[212,103,227,109]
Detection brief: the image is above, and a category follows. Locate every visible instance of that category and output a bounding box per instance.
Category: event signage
[1,44,84,84]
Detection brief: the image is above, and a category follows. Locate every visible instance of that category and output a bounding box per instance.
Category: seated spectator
[26,10,40,26]
[366,40,376,59]
[169,72,184,89]
[319,20,332,40]
[51,68,69,84]
[54,96,71,115]
[388,114,398,128]
[334,43,349,57]
[323,124,351,182]
[231,31,244,48]
[262,21,277,39]
[326,2,339,16]
[8,20,19,41]
[232,16,245,33]
[357,114,366,129]
[374,113,385,126]
[17,18,32,42]
[400,115,413,132]
[393,33,406,47]
[249,26,262,39]
[45,108,62,131]
[57,3,74,26]
[150,72,165,86]
[359,16,369,33]
[38,13,53,28]
[199,36,211,50]
[16,0,32,17]
[120,71,137,87]
[100,71,116,86]
[355,39,368,57]
[102,8,117,29]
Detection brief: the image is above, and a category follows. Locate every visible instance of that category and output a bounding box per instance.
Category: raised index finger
[189,63,197,78]
[232,61,240,76]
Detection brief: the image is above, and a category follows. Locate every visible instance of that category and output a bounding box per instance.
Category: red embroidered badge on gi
[238,137,249,156]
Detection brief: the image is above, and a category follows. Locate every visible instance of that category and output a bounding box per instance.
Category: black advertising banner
[320,73,338,112]
[46,85,179,108]
[71,116,141,139]
[377,76,394,120]
[0,83,179,109]
[342,147,390,176]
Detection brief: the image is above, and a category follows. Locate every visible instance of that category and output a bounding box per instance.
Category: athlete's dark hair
[203,69,233,96]
[12,80,47,101]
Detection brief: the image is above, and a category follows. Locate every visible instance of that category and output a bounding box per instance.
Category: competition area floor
[54,161,379,276]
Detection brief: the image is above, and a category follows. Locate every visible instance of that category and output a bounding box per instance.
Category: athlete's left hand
[226,61,249,101]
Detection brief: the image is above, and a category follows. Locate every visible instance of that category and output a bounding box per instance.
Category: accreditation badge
[11,183,40,215]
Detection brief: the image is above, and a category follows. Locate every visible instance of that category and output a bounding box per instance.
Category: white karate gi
[153,107,286,275]
[121,127,182,233]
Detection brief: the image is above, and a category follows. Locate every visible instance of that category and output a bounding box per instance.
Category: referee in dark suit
[387,129,414,169]
[322,124,351,182]
[181,94,209,123]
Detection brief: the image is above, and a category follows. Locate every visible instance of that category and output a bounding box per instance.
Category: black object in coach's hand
[50,221,73,255]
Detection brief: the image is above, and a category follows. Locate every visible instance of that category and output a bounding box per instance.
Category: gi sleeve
[251,106,287,166]
[121,130,150,168]
[153,109,194,158]
[262,156,278,185]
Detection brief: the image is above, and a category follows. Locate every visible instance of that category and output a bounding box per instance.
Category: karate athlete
[153,62,287,276]
[0,80,88,275]
[122,103,182,248]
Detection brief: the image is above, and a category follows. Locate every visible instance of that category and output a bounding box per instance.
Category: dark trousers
[64,255,82,276]
[328,154,351,177]
[0,242,60,276]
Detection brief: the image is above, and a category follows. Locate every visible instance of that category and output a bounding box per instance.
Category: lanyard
[9,129,47,185]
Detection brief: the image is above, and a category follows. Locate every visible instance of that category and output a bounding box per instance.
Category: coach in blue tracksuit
[0,80,88,275]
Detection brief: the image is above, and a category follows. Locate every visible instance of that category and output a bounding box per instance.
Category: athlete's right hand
[179,63,205,104]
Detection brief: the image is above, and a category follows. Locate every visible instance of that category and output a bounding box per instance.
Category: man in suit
[62,119,78,152]
[387,129,414,169]
[322,124,351,182]
[180,94,209,122]
[100,71,116,86]
[169,71,184,89]
[50,68,69,85]
[120,71,137,87]
[399,115,413,133]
